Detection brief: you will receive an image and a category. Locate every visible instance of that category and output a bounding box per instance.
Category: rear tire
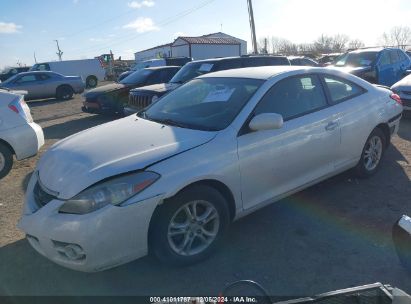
[86,76,98,88]
[0,143,13,179]
[56,85,74,100]
[354,128,386,178]
[149,185,230,266]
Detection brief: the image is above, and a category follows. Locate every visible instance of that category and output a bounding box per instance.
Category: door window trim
[319,73,367,105]
[238,73,330,137]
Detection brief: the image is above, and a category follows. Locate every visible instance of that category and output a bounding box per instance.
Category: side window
[254,75,327,121]
[389,50,400,64]
[10,69,18,75]
[145,71,159,85]
[15,75,37,83]
[379,52,391,66]
[398,50,408,62]
[323,76,365,105]
[158,69,175,82]
[37,74,50,81]
[216,59,242,70]
[243,57,266,67]
[35,64,51,71]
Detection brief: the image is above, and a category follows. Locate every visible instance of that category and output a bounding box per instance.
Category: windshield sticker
[198,63,214,72]
[203,87,235,103]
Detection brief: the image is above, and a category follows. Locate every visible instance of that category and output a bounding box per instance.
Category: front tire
[355,128,386,178]
[0,143,13,179]
[150,185,230,265]
[86,76,98,88]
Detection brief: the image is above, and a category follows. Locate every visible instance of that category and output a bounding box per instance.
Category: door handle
[325,121,338,131]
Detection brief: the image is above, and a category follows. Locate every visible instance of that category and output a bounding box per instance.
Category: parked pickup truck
[124,55,290,115]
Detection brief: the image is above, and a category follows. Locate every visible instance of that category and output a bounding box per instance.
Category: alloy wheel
[363,135,383,171]
[167,200,220,256]
[0,152,5,172]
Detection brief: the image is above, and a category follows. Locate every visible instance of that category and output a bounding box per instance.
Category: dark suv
[330,47,411,86]
[0,67,30,82]
[124,55,290,115]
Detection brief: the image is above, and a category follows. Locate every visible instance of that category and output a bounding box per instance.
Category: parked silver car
[0,71,85,100]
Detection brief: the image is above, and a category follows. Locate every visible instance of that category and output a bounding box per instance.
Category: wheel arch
[375,123,391,147]
[0,138,15,155]
[147,179,237,254]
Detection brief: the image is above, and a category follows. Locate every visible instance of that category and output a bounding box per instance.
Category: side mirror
[249,113,283,131]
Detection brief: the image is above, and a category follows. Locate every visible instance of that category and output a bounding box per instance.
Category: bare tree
[314,34,333,53]
[348,39,365,50]
[332,34,349,52]
[381,26,411,48]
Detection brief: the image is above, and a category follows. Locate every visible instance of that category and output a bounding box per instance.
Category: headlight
[151,95,159,104]
[59,171,160,214]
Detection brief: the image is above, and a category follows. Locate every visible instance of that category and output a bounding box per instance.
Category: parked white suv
[0,89,44,179]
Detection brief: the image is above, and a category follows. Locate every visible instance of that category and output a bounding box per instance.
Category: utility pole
[247,0,258,54]
[54,40,63,61]
[33,52,37,64]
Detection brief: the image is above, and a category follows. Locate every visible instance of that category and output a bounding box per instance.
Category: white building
[134,32,247,63]
[134,43,172,62]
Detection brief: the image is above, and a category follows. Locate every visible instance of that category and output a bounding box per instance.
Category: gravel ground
[0,87,410,297]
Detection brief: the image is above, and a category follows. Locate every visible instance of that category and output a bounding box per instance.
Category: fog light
[53,241,86,261]
[64,244,84,260]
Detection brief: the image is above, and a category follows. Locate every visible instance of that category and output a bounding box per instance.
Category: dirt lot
[0,86,411,297]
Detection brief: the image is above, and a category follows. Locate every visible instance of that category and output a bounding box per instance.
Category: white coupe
[18,66,402,272]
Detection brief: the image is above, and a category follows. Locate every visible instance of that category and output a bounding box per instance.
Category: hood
[130,82,181,95]
[391,74,411,90]
[328,66,372,75]
[85,83,126,98]
[37,115,216,199]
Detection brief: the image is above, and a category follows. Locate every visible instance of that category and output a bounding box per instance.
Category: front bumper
[18,173,161,272]
[82,101,123,115]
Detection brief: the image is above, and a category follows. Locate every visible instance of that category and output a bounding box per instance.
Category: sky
[1,0,411,70]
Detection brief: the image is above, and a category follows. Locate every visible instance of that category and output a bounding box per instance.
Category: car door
[377,51,395,86]
[320,74,369,169]
[237,74,341,210]
[36,73,55,98]
[11,74,42,99]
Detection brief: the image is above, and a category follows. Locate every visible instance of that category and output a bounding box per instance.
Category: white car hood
[37,115,216,199]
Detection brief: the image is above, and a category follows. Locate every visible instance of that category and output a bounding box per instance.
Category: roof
[145,66,180,70]
[176,36,241,45]
[198,66,327,80]
[185,55,287,65]
[135,43,173,54]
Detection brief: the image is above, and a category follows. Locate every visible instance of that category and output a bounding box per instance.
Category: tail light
[8,96,33,122]
[390,93,402,105]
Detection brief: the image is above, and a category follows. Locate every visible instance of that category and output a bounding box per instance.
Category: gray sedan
[0,71,85,100]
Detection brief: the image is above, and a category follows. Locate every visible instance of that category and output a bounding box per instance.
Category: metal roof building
[134,32,247,62]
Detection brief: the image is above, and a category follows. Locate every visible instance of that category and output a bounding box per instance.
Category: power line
[65,0,216,56]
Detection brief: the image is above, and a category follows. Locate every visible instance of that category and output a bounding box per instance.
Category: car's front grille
[402,91,411,96]
[129,94,151,110]
[401,98,411,107]
[33,181,56,208]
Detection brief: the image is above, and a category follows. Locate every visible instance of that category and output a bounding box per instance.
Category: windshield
[334,51,378,67]
[140,77,263,131]
[169,61,216,84]
[120,69,153,85]
[2,74,20,84]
